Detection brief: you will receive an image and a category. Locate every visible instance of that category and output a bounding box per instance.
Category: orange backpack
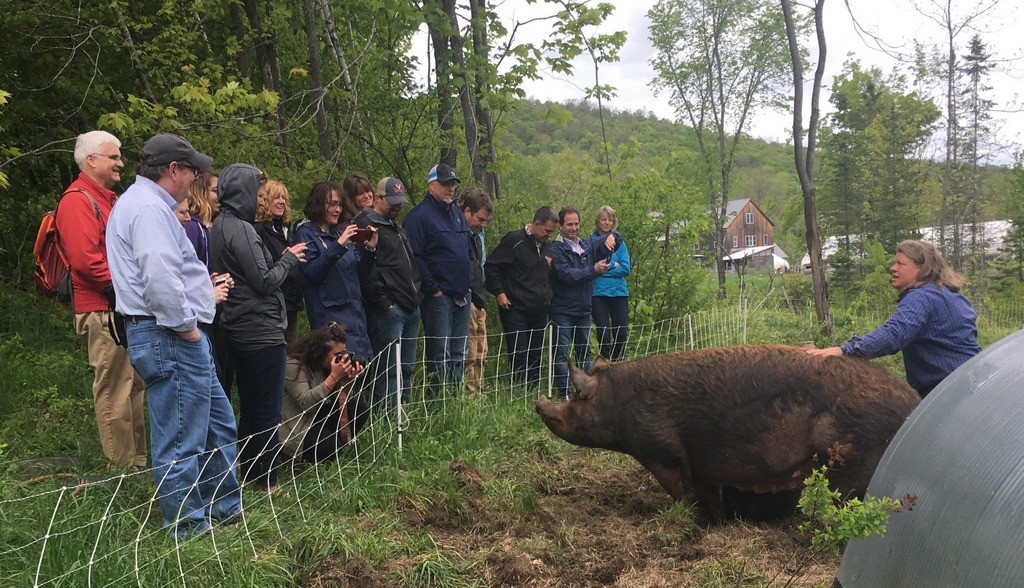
[33,188,99,302]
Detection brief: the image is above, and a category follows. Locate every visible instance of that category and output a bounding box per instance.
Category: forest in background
[1,0,1023,318]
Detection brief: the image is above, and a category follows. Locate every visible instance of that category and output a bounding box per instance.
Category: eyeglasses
[175,161,200,175]
[92,153,122,162]
[327,200,342,209]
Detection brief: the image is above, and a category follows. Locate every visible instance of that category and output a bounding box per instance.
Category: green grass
[1,278,1022,586]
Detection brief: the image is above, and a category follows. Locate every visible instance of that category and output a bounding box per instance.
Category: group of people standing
[53,127,984,542]
[58,129,633,538]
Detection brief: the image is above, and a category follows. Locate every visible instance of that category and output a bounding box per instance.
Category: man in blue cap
[402,164,473,396]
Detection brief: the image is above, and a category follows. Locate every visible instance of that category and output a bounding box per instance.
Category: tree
[958,33,996,276]
[818,63,940,252]
[302,0,332,159]
[993,154,1024,288]
[859,83,940,250]
[548,2,627,177]
[649,0,793,299]
[911,0,1000,260]
[780,0,832,336]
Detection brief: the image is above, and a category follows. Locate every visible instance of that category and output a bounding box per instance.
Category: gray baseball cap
[376,177,407,205]
[140,133,213,170]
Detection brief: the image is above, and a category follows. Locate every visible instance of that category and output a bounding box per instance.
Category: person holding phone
[209,163,307,494]
[293,180,378,364]
[280,323,364,463]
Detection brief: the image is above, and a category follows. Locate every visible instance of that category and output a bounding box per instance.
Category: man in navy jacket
[549,207,619,397]
[402,164,473,396]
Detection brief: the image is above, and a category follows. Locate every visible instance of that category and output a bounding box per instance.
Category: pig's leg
[636,457,698,505]
[693,481,726,523]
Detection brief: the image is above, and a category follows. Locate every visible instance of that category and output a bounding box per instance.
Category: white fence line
[2,300,1021,585]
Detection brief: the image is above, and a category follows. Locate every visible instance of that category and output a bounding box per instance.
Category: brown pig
[535,345,920,522]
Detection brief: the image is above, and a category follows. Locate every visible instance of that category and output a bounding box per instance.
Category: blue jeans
[228,343,285,490]
[368,303,421,412]
[550,312,593,398]
[591,295,629,361]
[420,294,470,396]
[499,306,549,387]
[126,321,242,537]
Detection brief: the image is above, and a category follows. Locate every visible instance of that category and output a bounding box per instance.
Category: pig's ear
[569,359,596,399]
[592,356,608,369]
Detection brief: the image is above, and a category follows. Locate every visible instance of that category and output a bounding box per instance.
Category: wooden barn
[722,199,786,271]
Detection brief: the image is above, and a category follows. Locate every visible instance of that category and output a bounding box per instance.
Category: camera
[350,227,374,243]
[334,350,369,367]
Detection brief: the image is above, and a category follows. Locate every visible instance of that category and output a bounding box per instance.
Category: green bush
[797,466,904,555]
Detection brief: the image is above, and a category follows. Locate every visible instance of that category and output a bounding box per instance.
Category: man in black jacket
[484,206,559,387]
[354,177,422,411]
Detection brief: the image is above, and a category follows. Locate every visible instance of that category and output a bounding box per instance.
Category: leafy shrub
[797,466,907,555]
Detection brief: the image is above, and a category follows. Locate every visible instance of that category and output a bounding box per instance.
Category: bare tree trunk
[111,2,154,102]
[440,0,485,184]
[469,0,501,198]
[940,31,956,254]
[425,0,457,167]
[302,0,332,159]
[781,0,833,337]
[243,0,290,165]
[229,3,251,79]
[319,0,374,167]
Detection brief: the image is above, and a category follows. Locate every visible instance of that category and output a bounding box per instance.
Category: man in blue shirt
[107,133,242,538]
[402,164,473,396]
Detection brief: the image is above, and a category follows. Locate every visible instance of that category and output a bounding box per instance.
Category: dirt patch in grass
[311,450,839,586]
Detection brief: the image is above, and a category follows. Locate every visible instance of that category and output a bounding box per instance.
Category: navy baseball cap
[426,164,459,185]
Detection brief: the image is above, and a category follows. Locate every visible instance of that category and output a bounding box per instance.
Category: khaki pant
[74,312,147,468]
[465,304,488,395]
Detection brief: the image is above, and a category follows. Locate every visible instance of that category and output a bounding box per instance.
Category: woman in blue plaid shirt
[808,240,981,397]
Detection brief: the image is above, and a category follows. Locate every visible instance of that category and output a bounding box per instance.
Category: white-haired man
[55,130,147,469]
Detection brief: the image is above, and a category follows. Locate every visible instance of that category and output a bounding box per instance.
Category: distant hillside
[500,99,1014,262]
[500,99,807,257]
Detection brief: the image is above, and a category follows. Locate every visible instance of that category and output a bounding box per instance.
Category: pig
[535,345,920,522]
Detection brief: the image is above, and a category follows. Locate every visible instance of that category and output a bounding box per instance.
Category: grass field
[1,277,1021,587]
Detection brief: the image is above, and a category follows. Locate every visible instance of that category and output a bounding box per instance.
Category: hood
[361,207,395,226]
[217,163,261,222]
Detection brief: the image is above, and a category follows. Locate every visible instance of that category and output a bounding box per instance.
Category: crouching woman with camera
[280,323,365,463]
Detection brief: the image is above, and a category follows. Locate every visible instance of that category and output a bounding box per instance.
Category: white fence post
[396,340,404,453]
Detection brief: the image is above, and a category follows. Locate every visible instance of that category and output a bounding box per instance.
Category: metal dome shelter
[835,328,1024,587]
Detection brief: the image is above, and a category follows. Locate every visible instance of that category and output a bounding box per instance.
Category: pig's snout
[535,395,564,429]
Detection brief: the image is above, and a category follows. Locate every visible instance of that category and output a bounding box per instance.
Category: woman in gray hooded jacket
[209,163,306,492]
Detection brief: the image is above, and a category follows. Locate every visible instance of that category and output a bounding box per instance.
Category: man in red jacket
[56,130,146,469]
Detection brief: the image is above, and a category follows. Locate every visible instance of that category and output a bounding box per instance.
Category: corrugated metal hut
[835,328,1024,587]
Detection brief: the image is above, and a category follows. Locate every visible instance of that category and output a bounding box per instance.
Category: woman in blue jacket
[591,206,630,361]
[293,181,377,361]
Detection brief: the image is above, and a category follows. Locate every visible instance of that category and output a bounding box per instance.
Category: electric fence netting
[1,299,1021,587]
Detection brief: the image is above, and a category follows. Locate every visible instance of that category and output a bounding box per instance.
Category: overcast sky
[412,0,1024,164]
